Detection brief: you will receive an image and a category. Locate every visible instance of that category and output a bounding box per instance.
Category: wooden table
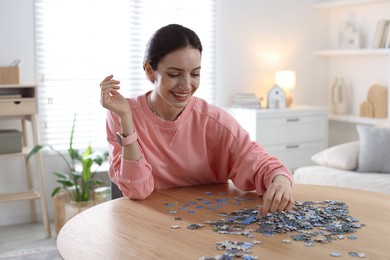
[57,184,390,259]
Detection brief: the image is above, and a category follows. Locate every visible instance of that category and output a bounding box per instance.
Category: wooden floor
[0,221,57,255]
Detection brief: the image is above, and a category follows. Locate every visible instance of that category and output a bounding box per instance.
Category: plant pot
[53,187,111,234]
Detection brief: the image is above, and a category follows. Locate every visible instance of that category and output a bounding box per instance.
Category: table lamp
[275,70,296,107]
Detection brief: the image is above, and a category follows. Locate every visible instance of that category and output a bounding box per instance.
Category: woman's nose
[179,75,192,90]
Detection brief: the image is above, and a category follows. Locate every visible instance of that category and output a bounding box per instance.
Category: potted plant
[26,114,110,233]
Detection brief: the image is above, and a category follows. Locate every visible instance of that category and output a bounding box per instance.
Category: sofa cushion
[311,141,360,170]
[357,124,390,173]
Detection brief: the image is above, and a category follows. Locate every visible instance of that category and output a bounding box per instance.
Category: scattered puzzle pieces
[165,194,367,259]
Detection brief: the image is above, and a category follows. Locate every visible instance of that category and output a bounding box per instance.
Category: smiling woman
[35,0,216,152]
[144,44,202,121]
[100,24,295,217]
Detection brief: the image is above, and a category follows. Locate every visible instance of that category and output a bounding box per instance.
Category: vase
[53,186,111,234]
[331,77,349,115]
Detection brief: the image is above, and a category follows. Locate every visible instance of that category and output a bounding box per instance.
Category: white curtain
[35,0,217,151]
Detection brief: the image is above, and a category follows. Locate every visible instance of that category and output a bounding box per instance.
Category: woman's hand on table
[260,175,294,217]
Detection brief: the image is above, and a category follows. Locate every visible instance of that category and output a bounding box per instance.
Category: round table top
[57,183,390,259]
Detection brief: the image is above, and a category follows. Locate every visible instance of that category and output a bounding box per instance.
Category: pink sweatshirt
[106,91,293,199]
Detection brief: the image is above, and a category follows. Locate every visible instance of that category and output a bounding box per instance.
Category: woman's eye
[167,73,180,77]
[191,70,200,77]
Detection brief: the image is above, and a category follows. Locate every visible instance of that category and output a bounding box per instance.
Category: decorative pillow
[311,141,360,170]
[356,124,390,173]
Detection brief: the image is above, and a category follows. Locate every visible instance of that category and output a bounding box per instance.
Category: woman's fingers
[260,181,294,216]
[277,192,292,212]
[100,75,121,107]
[260,189,274,216]
[101,84,120,93]
[285,198,295,211]
[100,75,114,87]
[269,191,281,213]
[100,75,120,89]
[101,81,121,90]
[99,75,128,117]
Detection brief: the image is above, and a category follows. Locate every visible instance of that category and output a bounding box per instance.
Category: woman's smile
[171,91,191,102]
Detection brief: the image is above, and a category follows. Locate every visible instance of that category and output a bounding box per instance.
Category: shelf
[315,48,390,56]
[0,190,40,202]
[0,86,51,237]
[0,146,34,158]
[314,0,390,9]
[0,84,37,88]
[328,114,390,125]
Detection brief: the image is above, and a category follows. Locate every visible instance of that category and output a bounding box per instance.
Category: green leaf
[87,151,108,166]
[68,113,77,160]
[84,145,92,157]
[87,179,104,185]
[71,171,82,178]
[53,171,70,180]
[25,145,45,164]
[57,179,74,187]
[75,150,82,161]
[51,186,62,197]
[82,146,93,182]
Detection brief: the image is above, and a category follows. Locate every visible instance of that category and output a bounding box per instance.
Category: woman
[100,24,294,216]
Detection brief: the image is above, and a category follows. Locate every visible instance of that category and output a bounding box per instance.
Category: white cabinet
[228,106,328,170]
[314,0,390,124]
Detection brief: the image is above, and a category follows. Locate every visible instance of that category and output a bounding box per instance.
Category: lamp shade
[275,70,296,90]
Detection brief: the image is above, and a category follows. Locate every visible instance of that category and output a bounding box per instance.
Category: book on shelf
[383,22,390,49]
[231,93,261,108]
[371,19,390,48]
[386,25,390,49]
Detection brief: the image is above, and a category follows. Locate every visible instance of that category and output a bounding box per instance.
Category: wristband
[116,131,137,146]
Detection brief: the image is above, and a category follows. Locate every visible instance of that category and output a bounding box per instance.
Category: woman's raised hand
[100,75,130,117]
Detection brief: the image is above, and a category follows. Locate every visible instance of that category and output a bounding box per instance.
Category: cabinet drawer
[264,141,326,170]
[257,115,327,145]
[0,99,37,116]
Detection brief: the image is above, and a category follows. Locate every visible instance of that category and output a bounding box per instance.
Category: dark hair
[143,24,203,70]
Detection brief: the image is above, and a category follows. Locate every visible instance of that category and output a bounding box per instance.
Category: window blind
[35,0,216,152]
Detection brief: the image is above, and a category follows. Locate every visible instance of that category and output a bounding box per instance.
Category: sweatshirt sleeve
[106,110,154,200]
[216,115,293,195]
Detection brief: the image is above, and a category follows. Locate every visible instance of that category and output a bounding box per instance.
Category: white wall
[0,0,36,83]
[0,0,323,226]
[216,0,326,108]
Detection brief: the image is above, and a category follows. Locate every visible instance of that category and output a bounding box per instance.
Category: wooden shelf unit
[314,0,390,125]
[0,84,51,238]
[0,190,41,203]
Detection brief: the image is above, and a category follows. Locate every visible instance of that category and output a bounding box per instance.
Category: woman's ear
[143,63,155,83]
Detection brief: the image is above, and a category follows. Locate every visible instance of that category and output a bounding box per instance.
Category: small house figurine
[267,85,286,109]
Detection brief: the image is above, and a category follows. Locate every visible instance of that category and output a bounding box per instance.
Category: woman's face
[152,46,201,109]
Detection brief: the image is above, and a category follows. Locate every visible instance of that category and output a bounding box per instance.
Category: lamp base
[285,91,293,107]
